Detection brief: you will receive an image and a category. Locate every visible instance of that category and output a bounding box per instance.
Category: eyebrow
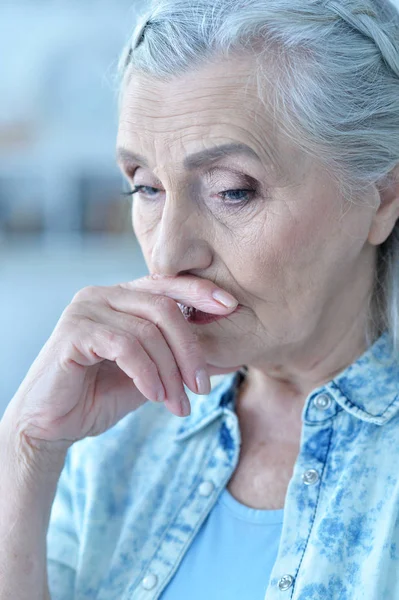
[116,143,261,170]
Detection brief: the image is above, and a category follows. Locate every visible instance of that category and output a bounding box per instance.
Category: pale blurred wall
[0,0,145,236]
[0,1,148,416]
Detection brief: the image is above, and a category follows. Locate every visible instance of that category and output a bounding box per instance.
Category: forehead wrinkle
[122,97,266,130]
[122,69,269,130]
[124,118,283,173]
[127,60,254,104]
[118,124,295,186]
[119,70,305,185]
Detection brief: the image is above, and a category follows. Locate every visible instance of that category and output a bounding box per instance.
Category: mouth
[177,303,239,325]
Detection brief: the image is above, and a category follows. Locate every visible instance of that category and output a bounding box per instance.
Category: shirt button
[278,574,294,590]
[141,574,158,590]
[198,481,215,496]
[302,468,320,485]
[313,393,332,411]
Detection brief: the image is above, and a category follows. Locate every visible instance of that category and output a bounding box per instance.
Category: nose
[150,196,213,276]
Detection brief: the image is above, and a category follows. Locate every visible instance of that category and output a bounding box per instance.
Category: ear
[368,165,399,246]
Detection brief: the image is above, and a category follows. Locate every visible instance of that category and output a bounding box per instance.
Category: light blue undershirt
[160,487,284,599]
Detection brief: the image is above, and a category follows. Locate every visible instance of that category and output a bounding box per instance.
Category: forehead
[117,53,305,181]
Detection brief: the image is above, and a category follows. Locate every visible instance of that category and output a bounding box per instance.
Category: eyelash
[122,185,257,205]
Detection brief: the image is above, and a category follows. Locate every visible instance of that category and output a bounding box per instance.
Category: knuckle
[64,300,89,317]
[139,361,159,381]
[72,285,98,303]
[114,282,134,295]
[100,328,118,346]
[181,338,200,359]
[139,321,160,342]
[152,295,179,317]
[104,330,134,354]
[188,279,203,298]
[58,303,87,327]
[168,366,183,387]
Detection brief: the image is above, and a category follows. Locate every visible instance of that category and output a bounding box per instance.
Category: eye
[121,185,257,205]
[218,188,256,204]
[122,185,162,198]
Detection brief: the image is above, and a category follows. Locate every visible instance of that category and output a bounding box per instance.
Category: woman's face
[117,54,379,373]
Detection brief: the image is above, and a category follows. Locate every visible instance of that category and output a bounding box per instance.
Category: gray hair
[118,0,399,352]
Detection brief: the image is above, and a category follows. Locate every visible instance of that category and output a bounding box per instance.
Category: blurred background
[0,0,148,415]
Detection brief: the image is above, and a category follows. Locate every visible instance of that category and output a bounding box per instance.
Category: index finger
[123,274,239,315]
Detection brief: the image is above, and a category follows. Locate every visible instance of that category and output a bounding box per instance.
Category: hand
[3,274,238,454]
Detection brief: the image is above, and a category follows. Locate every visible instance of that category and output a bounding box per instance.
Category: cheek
[132,201,159,260]
[226,197,343,301]
[272,190,349,273]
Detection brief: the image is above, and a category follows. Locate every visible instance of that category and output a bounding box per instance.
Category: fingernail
[212,290,238,309]
[180,393,191,417]
[195,368,211,395]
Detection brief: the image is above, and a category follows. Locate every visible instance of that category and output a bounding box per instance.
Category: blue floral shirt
[47,330,399,599]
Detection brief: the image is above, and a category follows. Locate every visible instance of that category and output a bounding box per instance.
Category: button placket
[129,415,241,600]
[265,416,334,599]
[302,393,329,489]
[136,480,218,598]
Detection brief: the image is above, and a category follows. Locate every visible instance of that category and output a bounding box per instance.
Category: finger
[73,303,191,415]
[135,321,191,417]
[123,274,239,314]
[134,320,191,417]
[85,291,211,395]
[75,317,166,405]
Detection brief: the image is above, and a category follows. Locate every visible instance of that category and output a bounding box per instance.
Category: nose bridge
[161,184,197,241]
[151,191,211,276]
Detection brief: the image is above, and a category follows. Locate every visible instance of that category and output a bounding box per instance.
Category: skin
[117,53,399,444]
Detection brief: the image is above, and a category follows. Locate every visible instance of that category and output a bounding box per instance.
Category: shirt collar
[175,371,243,441]
[175,330,399,441]
[309,330,399,426]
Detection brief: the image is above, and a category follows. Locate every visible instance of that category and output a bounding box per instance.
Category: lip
[179,304,241,325]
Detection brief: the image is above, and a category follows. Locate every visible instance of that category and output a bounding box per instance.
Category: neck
[236,316,382,440]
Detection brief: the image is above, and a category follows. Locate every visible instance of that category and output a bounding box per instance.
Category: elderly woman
[1,0,399,598]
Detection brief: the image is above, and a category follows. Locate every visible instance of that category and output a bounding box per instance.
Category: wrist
[0,410,68,485]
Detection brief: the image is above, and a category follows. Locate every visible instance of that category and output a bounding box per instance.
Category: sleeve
[47,561,76,600]
[46,447,79,596]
